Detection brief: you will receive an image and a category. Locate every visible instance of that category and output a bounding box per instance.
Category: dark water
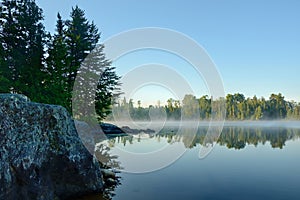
[96,123,300,200]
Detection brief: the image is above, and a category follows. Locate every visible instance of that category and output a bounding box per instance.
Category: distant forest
[109,93,300,121]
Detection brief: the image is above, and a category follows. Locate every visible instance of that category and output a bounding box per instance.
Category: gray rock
[74,120,105,155]
[100,123,125,135]
[104,178,116,187]
[101,169,116,179]
[121,125,155,134]
[0,94,103,200]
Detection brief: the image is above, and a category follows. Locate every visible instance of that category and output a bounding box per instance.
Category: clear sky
[36,0,300,105]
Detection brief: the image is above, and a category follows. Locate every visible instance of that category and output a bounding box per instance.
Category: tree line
[0,0,120,121]
[109,93,300,121]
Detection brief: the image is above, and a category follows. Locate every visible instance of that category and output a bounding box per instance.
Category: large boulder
[0,94,103,200]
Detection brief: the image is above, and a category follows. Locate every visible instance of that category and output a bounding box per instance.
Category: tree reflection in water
[90,125,300,199]
[93,143,123,200]
[106,126,300,150]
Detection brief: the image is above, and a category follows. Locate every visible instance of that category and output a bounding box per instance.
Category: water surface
[96,122,300,200]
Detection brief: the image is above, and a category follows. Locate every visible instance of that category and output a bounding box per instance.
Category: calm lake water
[93,122,300,200]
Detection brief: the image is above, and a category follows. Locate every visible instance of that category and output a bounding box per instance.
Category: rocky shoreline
[100,123,155,135]
[0,94,154,199]
[0,94,104,199]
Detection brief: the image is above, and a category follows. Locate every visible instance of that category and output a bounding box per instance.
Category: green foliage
[0,0,298,122]
[0,0,46,99]
[199,95,211,119]
[94,52,121,120]
[44,13,69,107]
[0,43,9,92]
[108,93,300,121]
[182,94,199,119]
[165,98,181,120]
[0,72,9,92]
[0,1,120,121]
[64,6,101,111]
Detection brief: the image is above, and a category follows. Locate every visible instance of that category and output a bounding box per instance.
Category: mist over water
[105,120,300,129]
[97,121,300,200]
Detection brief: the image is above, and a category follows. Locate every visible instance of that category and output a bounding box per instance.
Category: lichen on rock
[0,94,103,199]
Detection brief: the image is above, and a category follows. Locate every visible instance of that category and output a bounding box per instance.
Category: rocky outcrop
[121,126,155,134]
[100,123,155,135]
[0,94,103,200]
[100,123,126,135]
[74,120,105,155]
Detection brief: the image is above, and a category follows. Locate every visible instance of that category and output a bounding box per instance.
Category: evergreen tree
[0,0,46,100]
[65,6,100,111]
[95,64,121,120]
[0,72,9,92]
[66,6,120,121]
[45,13,69,106]
[73,44,121,121]
[0,42,9,92]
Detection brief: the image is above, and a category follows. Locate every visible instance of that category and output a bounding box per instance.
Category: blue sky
[36,0,300,105]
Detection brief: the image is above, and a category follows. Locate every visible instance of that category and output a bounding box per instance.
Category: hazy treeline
[0,0,120,120]
[108,93,300,120]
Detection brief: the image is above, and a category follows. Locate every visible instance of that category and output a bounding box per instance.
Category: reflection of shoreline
[94,143,122,200]
[163,126,300,149]
[104,120,300,128]
[104,126,300,150]
[94,125,300,199]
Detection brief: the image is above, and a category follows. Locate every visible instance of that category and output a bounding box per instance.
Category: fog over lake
[93,121,300,200]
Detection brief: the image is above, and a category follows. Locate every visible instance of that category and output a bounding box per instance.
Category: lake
[93,121,300,200]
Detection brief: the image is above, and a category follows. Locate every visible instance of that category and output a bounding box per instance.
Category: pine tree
[0,0,46,100]
[0,41,10,92]
[95,64,121,120]
[65,6,120,121]
[65,6,100,111]
[45,13,69,106]
[0,0,24,91]
[0,72,10,92]
[72,42,121,121]
[0,2,120,121]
